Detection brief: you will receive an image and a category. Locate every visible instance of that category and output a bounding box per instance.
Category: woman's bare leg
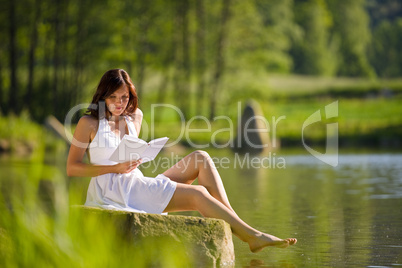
[163,150,234,211]
[164,183,297,252]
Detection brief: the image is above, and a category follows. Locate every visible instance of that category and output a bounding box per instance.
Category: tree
[369,18,402,77]
[25,0,41,113]
[254,0,300,73]
[367,0,402,77]
[0,0,7,114]
[291,0,338,76]
[195,0,207,116]
[366,0,402,29]
[209,0,232,120]
[327,0,375,77]
[171,0,191,120]
[8,0,18,114]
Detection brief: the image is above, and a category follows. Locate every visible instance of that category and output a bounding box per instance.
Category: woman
[66,69,297,252]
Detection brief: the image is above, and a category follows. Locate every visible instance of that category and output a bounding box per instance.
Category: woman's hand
[114,159,143,174]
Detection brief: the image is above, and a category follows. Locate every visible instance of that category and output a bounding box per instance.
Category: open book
[109,135,169,163]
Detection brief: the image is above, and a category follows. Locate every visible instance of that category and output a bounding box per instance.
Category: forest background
[2,1,402,267]
[1,0,402,150]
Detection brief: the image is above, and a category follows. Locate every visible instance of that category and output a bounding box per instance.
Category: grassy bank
[0,113,66,161]
[143,100,402,149]
[137,75,402,149]
[1,75,401,154]
[0,159,191,267]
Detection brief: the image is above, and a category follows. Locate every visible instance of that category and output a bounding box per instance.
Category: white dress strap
[125,115,138,138]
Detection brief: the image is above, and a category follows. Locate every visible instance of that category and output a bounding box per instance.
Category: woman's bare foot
[248,233,297,253]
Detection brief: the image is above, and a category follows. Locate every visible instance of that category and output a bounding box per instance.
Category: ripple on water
[285,153,402,200]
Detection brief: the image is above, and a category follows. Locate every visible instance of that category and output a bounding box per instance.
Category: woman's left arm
[132,108,143,136]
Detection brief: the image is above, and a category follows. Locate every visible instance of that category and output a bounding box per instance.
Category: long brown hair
[86,69,138,119]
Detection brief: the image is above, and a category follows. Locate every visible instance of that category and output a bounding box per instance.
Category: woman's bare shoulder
[127,108,143,121]
[134,108,143,116]
[78,115,97,124]
[77,115,99,132]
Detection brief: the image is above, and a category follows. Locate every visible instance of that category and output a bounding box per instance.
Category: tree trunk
[172,0,190,120]
[195,0,206,116]
[209,0,232,120]
[156,24,175,117]
[72,0,85,107]
[0,60,3,114]
[181,0,191,119]
[172,0,183,119]
[26,0,41,113]
[155,4,176,122]
[60,0,70,117]
[8,0,17,114]
[52,0,62,118]
[135,0,150,100]
[154,68,173,122]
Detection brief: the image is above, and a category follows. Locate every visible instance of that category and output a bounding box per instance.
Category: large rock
[77,206,235,267]
[233,99,271,155]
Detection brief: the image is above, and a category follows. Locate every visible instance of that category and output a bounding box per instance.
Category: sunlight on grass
[0,161,192,268]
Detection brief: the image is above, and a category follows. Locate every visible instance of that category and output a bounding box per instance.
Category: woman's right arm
[66,117,140,177]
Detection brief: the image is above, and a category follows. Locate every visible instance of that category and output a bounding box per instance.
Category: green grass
[2,74,402,154]
[138,96,402,148]
[0,160,192,267]
[267,74,402,94]
[1,74,401,267]
[0,113,67,162]
[0,112,45,160]
[139,74,402,146]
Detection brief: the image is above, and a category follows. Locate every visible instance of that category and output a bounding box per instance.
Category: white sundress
[84,116,177,214]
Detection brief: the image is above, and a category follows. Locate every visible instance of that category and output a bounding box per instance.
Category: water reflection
[1,152,401,267]
[0,160,69,215]
[220,152,402,267]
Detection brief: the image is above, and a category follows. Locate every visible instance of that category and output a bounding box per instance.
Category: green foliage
[327,0,376,77]
[227,0,295,73]
[369,18,402,77]
[0,113,66,162]
[0,0,401,122]
[291,0,338,76]
[0,112,44,160]
[0,160,192,268]
[142,75,402,147]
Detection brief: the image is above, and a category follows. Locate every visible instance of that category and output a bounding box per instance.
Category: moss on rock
[76,206,235,267]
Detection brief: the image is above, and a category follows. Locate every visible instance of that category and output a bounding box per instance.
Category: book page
[109,135,148,163]
[124,135,148,145]
[140,137,169,162]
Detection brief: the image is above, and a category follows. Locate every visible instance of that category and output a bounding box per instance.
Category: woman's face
[105,84,130,117]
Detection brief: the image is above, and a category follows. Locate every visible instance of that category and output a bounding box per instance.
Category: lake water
[1,151,402,267]
[213,152,402,267]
